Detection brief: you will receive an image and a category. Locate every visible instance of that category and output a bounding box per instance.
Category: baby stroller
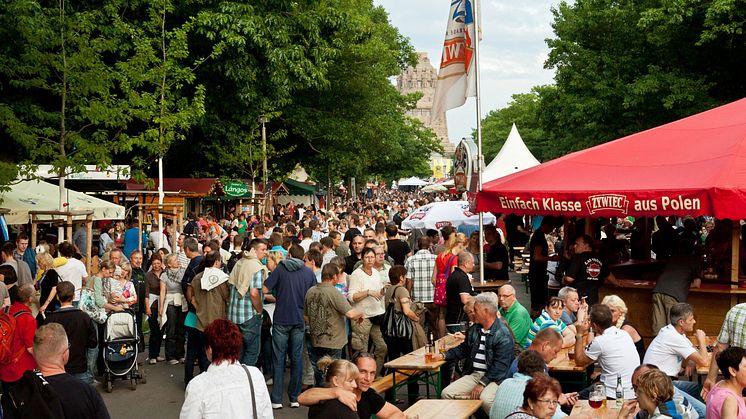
[102,309,146,392]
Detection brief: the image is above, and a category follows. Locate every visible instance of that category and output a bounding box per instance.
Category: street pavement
[99,272,531,418]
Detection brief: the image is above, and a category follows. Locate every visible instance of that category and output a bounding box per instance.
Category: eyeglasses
[536,399,560,407]
[498,294,514,298]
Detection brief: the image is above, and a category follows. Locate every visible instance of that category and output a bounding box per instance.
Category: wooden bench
[370,369,420,393]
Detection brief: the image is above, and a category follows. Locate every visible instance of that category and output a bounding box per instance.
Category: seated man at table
[642,303,707,417]
[433,292,514,413]
[297,352,405,419]
[557,286,588,329]
[491,350,578,419]
[573,304,640,400]
[498,284,532,347]
[508,328,563,377]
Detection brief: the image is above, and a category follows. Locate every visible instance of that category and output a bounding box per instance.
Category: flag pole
[473,0,485,284]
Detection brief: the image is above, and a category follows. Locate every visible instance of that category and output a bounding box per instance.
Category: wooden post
[85,215,93,274]
[731,224,740,289]
[138,216,143,252]
[31,215,38,248]
[66,216,73,244]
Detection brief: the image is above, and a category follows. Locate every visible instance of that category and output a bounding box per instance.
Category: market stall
[476,97,746,338]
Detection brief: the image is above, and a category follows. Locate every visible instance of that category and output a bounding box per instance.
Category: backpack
[0,306,31,365]
[433,254,456,307]
[0,370,65,419]
[226,251,243,274]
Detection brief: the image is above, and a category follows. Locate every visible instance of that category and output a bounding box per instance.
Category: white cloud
[373,0,561,143]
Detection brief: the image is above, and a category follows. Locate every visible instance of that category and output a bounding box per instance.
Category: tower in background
[397,52,455,158]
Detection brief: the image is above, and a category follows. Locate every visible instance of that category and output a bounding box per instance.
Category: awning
[284,178,316,196]
[1,180,125,224]
[476,98,746,219]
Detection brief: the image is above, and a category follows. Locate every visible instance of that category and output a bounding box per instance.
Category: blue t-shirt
[122,227,144,259]
[265,259,317,326]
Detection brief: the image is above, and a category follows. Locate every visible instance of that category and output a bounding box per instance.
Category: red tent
[476,98,746,219]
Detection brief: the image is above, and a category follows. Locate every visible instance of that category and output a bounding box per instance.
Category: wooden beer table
[548,337,589,388]
[471,279,511,293]
[383,334,463,399]
[403,399,481,419]
[571,400,629,418]
[688,335,718,376]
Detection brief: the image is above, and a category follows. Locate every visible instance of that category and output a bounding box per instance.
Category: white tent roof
[1,180,125,224]
[483,124,540,182]
[397,177,428,187]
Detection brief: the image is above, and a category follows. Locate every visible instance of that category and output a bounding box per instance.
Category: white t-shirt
[348,268,385,318]
[642,324,696,377]
[56,258,88,301]
[584,326,640,399]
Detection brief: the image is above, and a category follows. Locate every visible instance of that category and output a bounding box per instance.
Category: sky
[373,0,560,144]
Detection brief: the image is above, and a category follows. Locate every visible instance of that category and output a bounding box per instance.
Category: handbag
[80,287,107,324]
[382,285,413,339]
[433,253,456,306]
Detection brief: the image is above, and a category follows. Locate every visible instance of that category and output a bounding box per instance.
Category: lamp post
[259,115,269,216]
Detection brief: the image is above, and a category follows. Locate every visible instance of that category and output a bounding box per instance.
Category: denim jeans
[441,324,462,389]
[673,381,706,418]
[72,370,93,384]
[184,326,209,385]
[271,324,304,404]
[308,346,343,387]
[238,315,262,367]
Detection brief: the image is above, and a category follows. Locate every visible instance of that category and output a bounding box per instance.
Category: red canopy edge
[476,97,746,219]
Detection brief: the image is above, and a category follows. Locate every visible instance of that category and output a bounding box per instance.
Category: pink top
[706,381,746,419]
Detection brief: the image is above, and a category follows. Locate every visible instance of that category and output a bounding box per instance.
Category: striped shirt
[404,250,437,303]
[525,311,568,348]
[718,303,746,347]
[228,270,263,325]
[473,329,490,373]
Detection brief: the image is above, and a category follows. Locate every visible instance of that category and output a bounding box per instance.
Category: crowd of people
[0,194,745,419]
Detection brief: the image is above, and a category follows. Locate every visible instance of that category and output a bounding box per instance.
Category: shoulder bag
[382,285,413,339]
[242,365,259,419]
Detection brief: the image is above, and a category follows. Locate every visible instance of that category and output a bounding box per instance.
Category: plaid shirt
[228,270,263,325]
[405,249,436,303]
[718,302,746,347]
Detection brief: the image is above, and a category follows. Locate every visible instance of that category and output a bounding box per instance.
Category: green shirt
[236,219,248,234]
[499,301,532,347]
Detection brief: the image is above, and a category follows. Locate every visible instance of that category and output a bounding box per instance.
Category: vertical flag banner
[431,0,480,120]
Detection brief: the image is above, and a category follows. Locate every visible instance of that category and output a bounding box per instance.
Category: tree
[537,0,744,158]
[0,0,131,192]
[479,88,550,163]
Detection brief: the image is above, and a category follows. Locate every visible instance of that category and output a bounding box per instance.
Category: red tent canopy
[476,98,746,219]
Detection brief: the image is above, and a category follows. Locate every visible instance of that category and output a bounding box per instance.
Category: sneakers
[271,404,283,410]
[290,402,300,408]
[168,359,179,365]
[179,358,186,364]
[148,359,157,365]
[156,356,166,362]
[266,378,273,386]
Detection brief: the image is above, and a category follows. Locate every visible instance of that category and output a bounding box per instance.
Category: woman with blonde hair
[307,356,359,419]
[602,294,645,361]
[36,251,60,324]
[432,231,469,337]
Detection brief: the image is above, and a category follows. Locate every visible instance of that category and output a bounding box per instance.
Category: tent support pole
[31,215,38,248]
[731,224,740,289]
[86,215,92,274]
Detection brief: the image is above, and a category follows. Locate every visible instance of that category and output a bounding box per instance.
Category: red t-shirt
[0,302,37,383]
[435,252,458,277]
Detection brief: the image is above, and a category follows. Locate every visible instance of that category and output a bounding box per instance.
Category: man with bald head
[497,284,532,347]
[33,323,110,419]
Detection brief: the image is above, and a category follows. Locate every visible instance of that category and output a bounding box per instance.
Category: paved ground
[100,272,531,418]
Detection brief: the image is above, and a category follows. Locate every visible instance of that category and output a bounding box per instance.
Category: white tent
[483,124,540,182]
[401,201,496,230]
[1,180,125,224]
[421,184,447,193]
[397,177,429,187]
